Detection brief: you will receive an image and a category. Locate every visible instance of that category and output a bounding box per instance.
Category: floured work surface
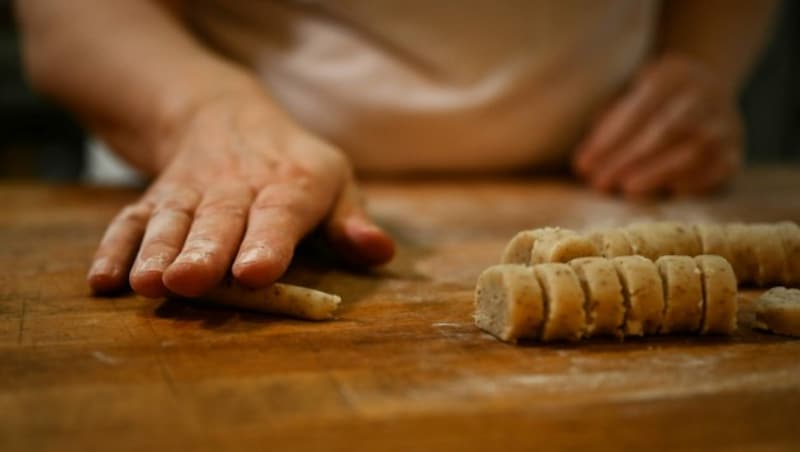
[2,168,800,452]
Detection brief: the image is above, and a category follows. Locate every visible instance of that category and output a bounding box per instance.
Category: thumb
[325,175,395,266]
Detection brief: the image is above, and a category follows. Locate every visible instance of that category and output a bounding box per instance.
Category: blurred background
[1,0,797,182]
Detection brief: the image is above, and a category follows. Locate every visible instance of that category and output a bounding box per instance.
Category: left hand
[573,54,743,197]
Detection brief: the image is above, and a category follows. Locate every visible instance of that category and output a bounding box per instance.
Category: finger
[670,145,740,196]
[163,184,253,297]
[232,181,333,288]
[618,139,703,197]
[129,186,200,298]
[325,176,395,266]
[87,202,152,294]
[589,95,700,191]
[574,67,683,175]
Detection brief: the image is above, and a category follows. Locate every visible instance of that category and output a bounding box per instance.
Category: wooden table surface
[2,168,800,451]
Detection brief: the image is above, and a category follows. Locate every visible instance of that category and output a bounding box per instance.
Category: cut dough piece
[776,221,800,286]
[636,223,675,257]
[622,225,660,260]
[724,223,759,284]
[750,224,788,286]
[591,229,634,258]
[530,228,598,265]
[694,255,738,334]
[612,256,664,336]
[754,287,800,337]
[661,222,703,256]
[569,257,625,337]
[534,263,586,342]
[656,256,703,334]
[474,264,544,342]
[501,230,541,264]
[201,280,341,320]
[694,223,734,264]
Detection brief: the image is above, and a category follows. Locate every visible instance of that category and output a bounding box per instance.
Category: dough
[750,224,788,286]
[754,287,800,337]
[694,255,738,334]
[569,257,625,337]
[534,263,586,342]
[202,279,341,320]
[612,256,664,336]
[724,223,759,284]
[776,221,800,286]
[590,229,633,258]
[622,225,660,260]
[694,223,734,264]
[474,264,544,342]
[655,256,703,334]
[530,228,598,265]
[660,222,703,256]
[501,230,540,264]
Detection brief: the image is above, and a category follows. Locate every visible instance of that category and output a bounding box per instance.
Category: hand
[573,54,743,197]
[87,89,395,297]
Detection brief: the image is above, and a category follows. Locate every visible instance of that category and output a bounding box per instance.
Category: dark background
[1,1,798,181]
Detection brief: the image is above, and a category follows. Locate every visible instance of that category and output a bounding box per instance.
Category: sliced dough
[530,228,598,265]
[534,263,586,342]
[724,223,759,284]
[750,224,788,286]
[694,223,734,264]
[754,287,800,337]
[591,229,634,258]
[474,264,544,342]
[569,257,625,337]
[656,256,703,334]
[694,255,738,334]
[612,256,664,336]
[662,222,703,256]
[776,221,800,286]
[631,223,676,257]
[501,230,540,264]
[622,225,660,260]
[202,280,341,320]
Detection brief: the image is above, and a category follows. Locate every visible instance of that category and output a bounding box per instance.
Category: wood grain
[2,168,800,451]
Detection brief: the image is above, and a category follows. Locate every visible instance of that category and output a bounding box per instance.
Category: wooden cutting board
[1,167,799,451]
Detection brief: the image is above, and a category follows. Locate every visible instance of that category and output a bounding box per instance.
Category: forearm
[16,0,263,174]
[656,0,778,95]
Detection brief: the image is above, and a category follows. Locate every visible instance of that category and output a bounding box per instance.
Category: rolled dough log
[569,257,625,337]
[613,256,664,336]
[749,224,788,286]
[590,229,633,258]
[724,223,759,284]
[201,280,341,320]
[534,263,586,342]
[754,287,800,337]
[655,256,703,334]
[776,222,800,286]
[694,255,738,334]
[474,264,544,342]
[530,228,598,265]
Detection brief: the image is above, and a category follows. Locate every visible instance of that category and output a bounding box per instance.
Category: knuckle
[115,203,151,226]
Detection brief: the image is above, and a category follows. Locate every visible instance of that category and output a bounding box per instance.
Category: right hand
[87,88,395,297]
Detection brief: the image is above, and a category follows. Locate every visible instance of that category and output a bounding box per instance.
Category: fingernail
[135,255,169,274]
[345,218,383,239]
[88,258,115,278]
[172,250,213,266]
[237,247,273,265]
